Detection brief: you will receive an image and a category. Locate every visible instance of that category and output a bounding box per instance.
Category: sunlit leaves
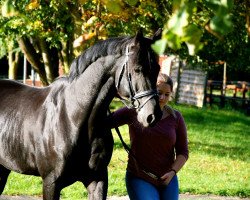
[1,0,19,17]
[167,3,189,36]
[78,0,88,3]
[0,0,235,58]
[205,0,233,35]
[183,24,203,55]
[210,13,232,35]
[153,0,203,55]
[205,0,234,11]
[84,16,98,28]
[26,0,40,10]
[101,0,123,13]
[151,38,167,55]
[153,0,234,56]
[126,0,138,6]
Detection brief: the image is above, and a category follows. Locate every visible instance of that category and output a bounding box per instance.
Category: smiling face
[156,73,173,110]
[157,82,172,109]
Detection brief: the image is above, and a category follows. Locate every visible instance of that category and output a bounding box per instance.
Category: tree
[0,0,78,85]
[1,0,248,84]
[0,0,168,84]
[197,0,250,80]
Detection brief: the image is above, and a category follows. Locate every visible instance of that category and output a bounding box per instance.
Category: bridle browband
[116,45,158,110]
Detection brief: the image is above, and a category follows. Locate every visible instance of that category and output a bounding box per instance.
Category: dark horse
[0,30,162,200]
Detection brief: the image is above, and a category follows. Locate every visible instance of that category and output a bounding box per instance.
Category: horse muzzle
[137,100,162,127]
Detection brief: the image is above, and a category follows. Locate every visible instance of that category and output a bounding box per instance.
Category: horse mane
[68,36,134,81]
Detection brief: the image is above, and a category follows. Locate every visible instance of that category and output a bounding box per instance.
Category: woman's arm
[106,107,134,128]
[160,111,189,185]
[171,154,187,174]
[160,154,187,185]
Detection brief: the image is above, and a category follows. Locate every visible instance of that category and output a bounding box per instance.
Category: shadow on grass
[182,107,250,129]
[189,140,249,162]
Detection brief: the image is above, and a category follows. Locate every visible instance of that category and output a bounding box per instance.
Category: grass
[2,100,250,199]
[173,104,250,198]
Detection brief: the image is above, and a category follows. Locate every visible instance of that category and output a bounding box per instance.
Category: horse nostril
[147,114,156,125]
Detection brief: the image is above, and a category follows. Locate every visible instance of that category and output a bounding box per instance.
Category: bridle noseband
[116,45,158,110]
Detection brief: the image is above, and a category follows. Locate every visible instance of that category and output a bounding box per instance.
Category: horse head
[115,29,162,127]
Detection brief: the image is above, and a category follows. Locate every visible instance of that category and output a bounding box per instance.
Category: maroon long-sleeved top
[110,107,188,186]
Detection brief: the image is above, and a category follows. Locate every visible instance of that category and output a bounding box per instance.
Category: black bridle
[112,46,161,180]
[116,45,158,110]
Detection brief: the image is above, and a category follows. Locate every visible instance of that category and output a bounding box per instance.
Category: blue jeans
[125,171,179,200]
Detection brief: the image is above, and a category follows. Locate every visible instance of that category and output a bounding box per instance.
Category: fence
[160,55,249,111]
[170,68,207,107]
[205,80,250,109]
[177,70,207,107]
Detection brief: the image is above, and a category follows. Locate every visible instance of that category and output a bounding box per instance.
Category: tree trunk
[38,38,56,83]
[60,40,73,74]
[247,1,250,37]
[8,47,20,80]
[247,13,250,37]
[62,2,84,73]
[17,36,49,86]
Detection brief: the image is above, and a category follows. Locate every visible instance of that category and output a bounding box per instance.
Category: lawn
[2,101,250,199]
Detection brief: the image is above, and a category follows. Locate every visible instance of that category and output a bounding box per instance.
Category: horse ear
[134,29,144,44]
[151,28,162,42]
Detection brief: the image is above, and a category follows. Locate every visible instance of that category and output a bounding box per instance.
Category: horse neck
[64,55,123,127]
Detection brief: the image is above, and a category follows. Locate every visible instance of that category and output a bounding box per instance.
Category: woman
[109,73,189,200]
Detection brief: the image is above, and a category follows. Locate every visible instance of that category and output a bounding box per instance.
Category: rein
[116,46,158,110]
[108,109,160,180]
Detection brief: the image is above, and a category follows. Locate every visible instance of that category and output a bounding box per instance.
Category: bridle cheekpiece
[116,45,158,110]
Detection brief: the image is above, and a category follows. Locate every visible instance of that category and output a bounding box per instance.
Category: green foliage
[0,0,249,80]
[205,0,233,35]
[152,0,234,56]
[0,0,236,56]
[1,0,19,17]
[2,102,250,198]
[0,38,7,58]
[0,0,74,50]
[198,0,250,80]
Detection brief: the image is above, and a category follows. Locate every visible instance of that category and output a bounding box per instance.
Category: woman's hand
[160,170,176,186]
[159,155,187,186]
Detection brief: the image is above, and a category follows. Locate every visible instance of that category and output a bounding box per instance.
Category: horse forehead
[131,45,156,66]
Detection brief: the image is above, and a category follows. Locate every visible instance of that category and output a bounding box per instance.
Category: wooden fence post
[174,59,182,104]
[220,62,227,107]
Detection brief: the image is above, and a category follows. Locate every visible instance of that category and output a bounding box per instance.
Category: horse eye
[134,68,142,73]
